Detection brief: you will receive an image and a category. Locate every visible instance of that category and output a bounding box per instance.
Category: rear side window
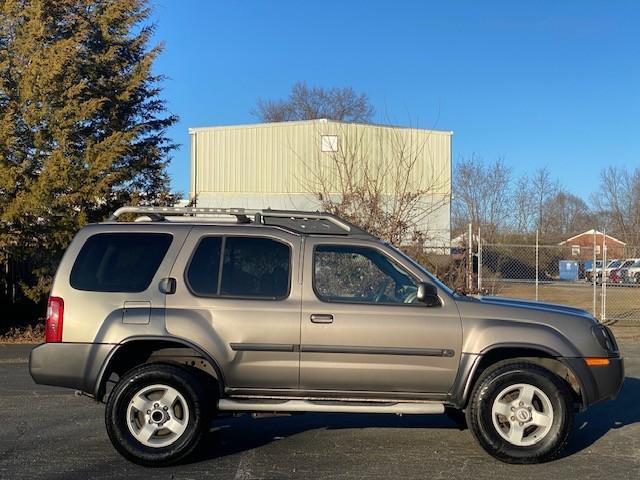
[186,236,290,299]
[186,237,222,296]
[70,233,172,292]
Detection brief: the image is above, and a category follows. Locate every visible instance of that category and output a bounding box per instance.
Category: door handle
[310,314,334,324]
[159,277,177,294]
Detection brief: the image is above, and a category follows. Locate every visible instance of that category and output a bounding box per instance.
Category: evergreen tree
[0,0,177,301]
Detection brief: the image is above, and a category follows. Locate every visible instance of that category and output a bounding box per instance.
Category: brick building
[558,229,626,261]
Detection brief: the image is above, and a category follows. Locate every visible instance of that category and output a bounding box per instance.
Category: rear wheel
[466,361,573,464]
[105,363,214,466]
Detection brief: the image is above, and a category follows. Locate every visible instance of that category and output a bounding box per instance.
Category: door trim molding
[301,344,454,357]
[230,343,296,352]
[229,342,454,357]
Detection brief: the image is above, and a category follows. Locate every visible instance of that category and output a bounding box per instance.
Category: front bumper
[29,342,114,396]
[563,355,624,409]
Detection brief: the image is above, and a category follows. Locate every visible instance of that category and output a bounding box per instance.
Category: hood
[458,294,594,320]
[476,295,589,315]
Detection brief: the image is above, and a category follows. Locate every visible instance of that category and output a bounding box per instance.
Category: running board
[217,399,445,415]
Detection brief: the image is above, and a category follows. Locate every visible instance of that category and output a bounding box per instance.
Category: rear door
[165,226,302,390]
[299,238,462,395]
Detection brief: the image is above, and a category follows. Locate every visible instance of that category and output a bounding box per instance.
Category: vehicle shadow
[187,376,640,464]
[562,376,640,456]
[189,409,461,464]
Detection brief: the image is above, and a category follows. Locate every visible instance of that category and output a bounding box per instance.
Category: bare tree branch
[452,155,512,241]
[253,82,375,123]
[592,166,640,244]
[296,123,448,246]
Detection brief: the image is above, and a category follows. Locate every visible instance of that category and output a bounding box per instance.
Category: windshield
[607,260,621,268]
[384,243,455,296]
[622,260,635,268]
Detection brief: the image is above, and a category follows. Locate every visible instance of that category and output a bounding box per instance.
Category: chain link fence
[477,236,640,324]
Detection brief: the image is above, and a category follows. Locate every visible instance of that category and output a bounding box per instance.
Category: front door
[300,238,462,395]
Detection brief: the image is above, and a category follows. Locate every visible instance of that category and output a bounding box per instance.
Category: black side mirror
[416,282,440,306]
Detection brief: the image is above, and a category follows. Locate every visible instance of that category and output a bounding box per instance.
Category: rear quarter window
[70,233,172,292]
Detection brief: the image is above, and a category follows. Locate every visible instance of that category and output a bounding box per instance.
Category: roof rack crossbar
[108,206,370,237]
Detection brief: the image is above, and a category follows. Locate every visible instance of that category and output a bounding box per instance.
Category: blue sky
[150,0,640,201]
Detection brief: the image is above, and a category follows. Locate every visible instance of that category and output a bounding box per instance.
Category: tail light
[45,297,64,343]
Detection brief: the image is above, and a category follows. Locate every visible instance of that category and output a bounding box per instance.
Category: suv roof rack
[108,206,373,237]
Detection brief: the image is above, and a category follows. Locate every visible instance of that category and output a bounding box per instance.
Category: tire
[105,363,215,467]
[465,361,574,464]
[635,273,640,284]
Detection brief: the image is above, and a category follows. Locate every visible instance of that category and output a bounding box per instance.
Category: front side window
[187,236,290,299]
[313,245,419,304]
[70,233,172,292]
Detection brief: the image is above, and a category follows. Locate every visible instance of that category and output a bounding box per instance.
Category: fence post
[601,230,607,323]
[535,229,539,301]
[593,229,597,317]
[467,222,473,292]
[477,226,482,292]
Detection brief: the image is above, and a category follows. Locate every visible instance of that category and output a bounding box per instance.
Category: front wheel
[105,363,214,466]
[466,361,574,464]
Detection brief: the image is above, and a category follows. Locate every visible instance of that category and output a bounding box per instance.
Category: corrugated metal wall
[190,119,452,198]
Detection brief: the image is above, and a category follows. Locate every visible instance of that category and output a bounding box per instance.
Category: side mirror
[416,282,440,306]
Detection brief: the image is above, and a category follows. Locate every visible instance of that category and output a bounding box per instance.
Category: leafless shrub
[0,323,44,344]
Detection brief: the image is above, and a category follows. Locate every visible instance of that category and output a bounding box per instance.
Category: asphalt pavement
[1,341,639,480]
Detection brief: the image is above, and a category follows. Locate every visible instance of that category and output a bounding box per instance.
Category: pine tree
[0,0,177,301]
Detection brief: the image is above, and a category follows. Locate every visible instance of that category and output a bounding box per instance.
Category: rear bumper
[29,342,114,396]
[562,356,624,409]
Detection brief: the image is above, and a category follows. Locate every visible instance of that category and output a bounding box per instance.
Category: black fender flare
[94,335,226,400]
[448,342,590,410]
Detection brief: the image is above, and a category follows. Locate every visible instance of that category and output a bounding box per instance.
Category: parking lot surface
[1,340,639,480]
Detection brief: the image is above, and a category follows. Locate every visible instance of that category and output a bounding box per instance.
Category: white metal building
[189,119,452,243]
